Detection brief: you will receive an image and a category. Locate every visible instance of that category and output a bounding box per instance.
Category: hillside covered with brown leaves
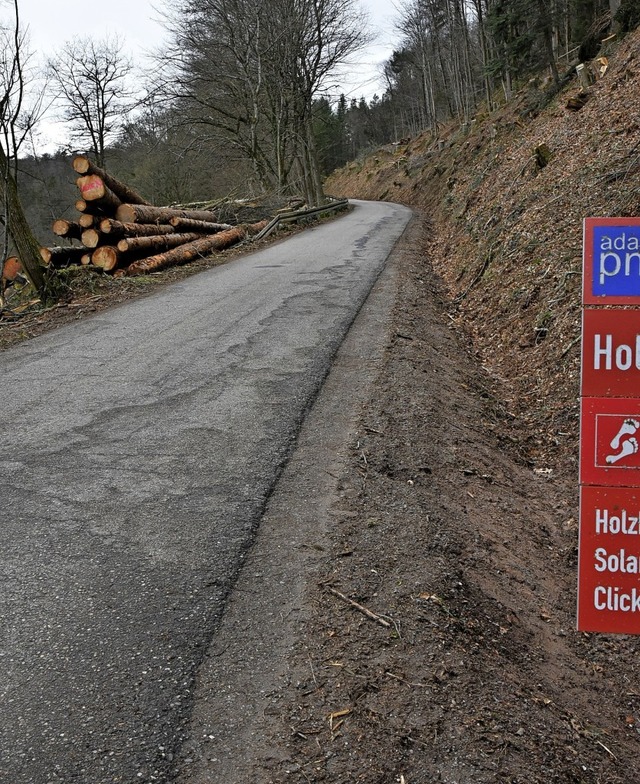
[327,27,640,475]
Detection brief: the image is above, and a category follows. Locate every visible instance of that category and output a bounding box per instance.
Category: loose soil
[4,28,640,783]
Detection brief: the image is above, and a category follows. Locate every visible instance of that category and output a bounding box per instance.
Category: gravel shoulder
[172,220,400,784]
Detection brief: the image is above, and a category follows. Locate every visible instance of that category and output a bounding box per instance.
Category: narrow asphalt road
[0,200,412,783]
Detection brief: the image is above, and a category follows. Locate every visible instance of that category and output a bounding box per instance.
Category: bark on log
[117,232,201,254]
[123,227,246,275]
[77,175,122,212]
[117,203,220,225]
[99,219,176,239]
[40,246,87,268]
[91,246,121,272]
[72,155,151,205]
[52,219,84,240]
[168,217,233,233]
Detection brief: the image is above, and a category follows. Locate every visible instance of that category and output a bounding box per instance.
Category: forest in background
[3,0,640,249]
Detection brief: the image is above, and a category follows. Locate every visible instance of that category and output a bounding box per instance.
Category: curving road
[0,199,412,783]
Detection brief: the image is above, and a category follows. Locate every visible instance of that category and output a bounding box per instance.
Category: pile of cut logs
[44,156,267,277]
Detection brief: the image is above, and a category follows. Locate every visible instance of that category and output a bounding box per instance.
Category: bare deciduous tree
[0,0,48,301]
[160,0,369,204]
[48,36,133,167]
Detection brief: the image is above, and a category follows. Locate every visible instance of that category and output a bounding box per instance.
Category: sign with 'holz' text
[578,217,640,634]
[582,309,640,397]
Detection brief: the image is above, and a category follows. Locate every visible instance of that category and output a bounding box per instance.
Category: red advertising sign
[583,217,640,305]
[582,308,640,397]
[578,485,640,633]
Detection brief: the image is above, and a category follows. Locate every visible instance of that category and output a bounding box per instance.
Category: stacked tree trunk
[1,255,25,295]
[42,156,266,276]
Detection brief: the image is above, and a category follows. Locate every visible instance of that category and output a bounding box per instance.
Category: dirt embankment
[251,218,640,784]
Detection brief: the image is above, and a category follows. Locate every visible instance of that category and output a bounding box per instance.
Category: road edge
[173,216,416,783]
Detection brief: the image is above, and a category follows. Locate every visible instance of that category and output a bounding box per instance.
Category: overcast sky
[17,0,400,94]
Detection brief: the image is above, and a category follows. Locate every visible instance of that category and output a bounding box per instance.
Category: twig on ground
[385,671,429,688]
[561,334,580,358]
[596,740,616,759]
[327,586,391,628]
[308,654,318,687]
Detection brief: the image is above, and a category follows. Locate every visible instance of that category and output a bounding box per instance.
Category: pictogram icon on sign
[580,398,640,486]
[602,417,640,465]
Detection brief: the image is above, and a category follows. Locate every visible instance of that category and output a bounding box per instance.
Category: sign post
[578,217,640,632]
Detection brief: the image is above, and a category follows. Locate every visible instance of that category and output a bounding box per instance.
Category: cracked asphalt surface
[0,200,412,783]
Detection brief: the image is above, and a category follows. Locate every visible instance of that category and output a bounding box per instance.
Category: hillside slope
[327,28,640,473]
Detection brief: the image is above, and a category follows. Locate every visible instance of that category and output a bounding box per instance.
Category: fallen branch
[327,586,391,628]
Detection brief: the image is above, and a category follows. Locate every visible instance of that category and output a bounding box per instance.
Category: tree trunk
[91,246,121,271]
[0,145,47,296]
[123,224,263,275]
[52,219,84,240]
[72,155,151,205]
[79,213,96,228]
[76,198,112,217]
[168,217,233,233]
[40,246,87,268]
[117,232,201,253]
[471,0,493,110]
[77,175,122,211]
[81,228,108,248]
[99,219,176,238]
[2,255,22,283]
[537,0,560,83]
[116,204,221,225]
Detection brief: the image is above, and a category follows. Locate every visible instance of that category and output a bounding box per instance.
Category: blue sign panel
[591,223,640,298]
